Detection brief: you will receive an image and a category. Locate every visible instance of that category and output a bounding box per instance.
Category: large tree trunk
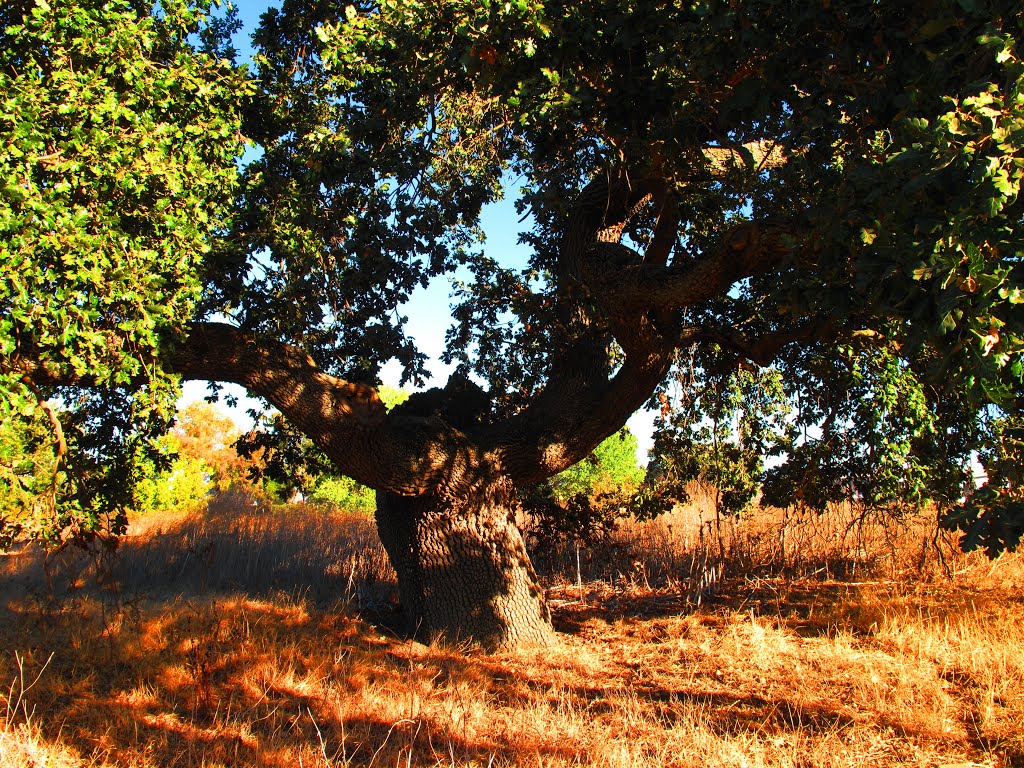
[375,478,552,649]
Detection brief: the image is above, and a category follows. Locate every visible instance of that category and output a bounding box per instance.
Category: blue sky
[180,1,657,462]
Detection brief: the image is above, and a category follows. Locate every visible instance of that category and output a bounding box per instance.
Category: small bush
[310,475,376,513]
[134,452,212,517]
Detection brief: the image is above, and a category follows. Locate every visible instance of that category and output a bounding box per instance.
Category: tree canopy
[1,0,248,543]
[253,0,1023,553]
[3,0,1023,642]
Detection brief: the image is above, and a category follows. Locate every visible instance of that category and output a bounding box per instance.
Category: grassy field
[1,490,1022,767]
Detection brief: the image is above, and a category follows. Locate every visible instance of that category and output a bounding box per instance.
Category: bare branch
[642,196,680,268]
[168,322,386,428]
[582,221,792,315]
[21,378,68,461]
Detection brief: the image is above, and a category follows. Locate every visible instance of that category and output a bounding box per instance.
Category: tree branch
[170,323,505,499]
[168,322,386,428]
[13,323,499,499]
[701,140,791,175]
[680,318,837,367]
[642,195,679,268]
[559,172,666,288]
[582,220,791,315]
[488,339,674,485]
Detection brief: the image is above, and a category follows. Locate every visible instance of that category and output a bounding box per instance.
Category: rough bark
[375,478,552,649]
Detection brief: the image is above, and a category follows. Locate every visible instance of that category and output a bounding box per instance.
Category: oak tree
[4,0,1023,646]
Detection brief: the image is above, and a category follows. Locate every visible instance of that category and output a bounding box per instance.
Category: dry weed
[0,490,1020,767]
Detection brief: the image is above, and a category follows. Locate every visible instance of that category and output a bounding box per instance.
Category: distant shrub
[134,447,212,516]
[548,428,644,502]
[525,428,645,547]
[310,475,376,513]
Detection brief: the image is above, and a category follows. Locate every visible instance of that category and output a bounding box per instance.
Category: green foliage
[132,400,259,517]
[944,408,1024,556]
[309,475,376,514]
[646,355,790,520]
[0,0,249,546]
[0,404,61,548]
[1,0,247,387]
[0,388,177,548]
[236,412,329,500]
[549,428,644,502]
[201,0,1024,553]
[133,435,212,517]
[525,428,644,544]
[377,385,411,412]
[760,342,975,517]
[4,0,1024,557]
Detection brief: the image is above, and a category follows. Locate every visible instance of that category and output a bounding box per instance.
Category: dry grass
[1,489,1022,767]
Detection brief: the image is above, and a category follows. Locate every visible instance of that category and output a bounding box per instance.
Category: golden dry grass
[1,490,1022,767]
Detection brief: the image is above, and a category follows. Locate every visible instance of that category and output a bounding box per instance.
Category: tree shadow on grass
[0,495,399,616]
[0,574,995,766]
[1,506,1015,766]
[466,644,941,748]
[0,593,594,767]
[548,574,1024,641]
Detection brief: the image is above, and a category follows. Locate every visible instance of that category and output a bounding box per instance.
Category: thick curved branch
[561,140,793,282]
[560,161,794,334]
[492,149,800,484]
[171,323,502,498]
[169,323,386,428]
[582,221,791,315]
[489,172,679,484]
[15,323,501,499]
[20,377,68,461]
[559,172,666,287]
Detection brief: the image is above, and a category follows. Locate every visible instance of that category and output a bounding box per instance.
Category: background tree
[132,429,213,518]
[133,400,263,517]
[171,401,249,491]
[645,351,790,555]
[549,428,645,503]
[524,427,644,548]
[0,402,64,549]
[4,0,1023,648]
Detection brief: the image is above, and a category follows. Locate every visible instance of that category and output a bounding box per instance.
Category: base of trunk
[375,484,552,649]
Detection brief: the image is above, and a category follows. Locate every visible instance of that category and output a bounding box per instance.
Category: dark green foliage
[3,0,1023,557]
[0,387,174,547]
[311,0,1023,553]
[759,342,978,517]
[944,408,1024,556]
